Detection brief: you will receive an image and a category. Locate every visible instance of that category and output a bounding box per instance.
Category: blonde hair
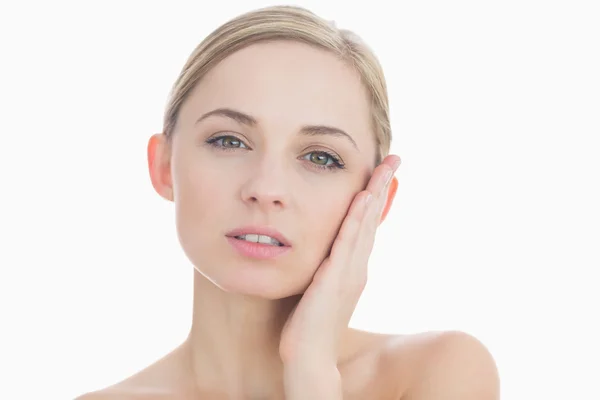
[162,5,391,165]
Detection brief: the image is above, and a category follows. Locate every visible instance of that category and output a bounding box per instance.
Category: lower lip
[226,236,291,260]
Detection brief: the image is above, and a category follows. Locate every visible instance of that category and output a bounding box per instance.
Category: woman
[78,5,499,399]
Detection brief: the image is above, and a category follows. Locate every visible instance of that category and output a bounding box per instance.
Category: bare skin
[77,40,499,399]
[77,328,497,399]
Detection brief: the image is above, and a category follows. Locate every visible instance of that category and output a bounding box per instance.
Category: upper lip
[226,226,292,247]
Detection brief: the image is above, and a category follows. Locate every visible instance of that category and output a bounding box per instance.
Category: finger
[354,157,401,267]
[327,190,372,268]
[366,155,400,222]
[324,155,401,276]
[365,155,401,197]
[353,193,385,268]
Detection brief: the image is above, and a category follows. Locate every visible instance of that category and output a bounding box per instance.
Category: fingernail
[392,157,402,170]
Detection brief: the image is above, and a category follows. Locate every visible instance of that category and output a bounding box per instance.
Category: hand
[279,154,401,365]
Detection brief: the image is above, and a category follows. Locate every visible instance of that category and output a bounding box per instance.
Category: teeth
[236,234,283,246]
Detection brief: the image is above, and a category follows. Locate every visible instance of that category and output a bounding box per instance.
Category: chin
[196,262,312,300]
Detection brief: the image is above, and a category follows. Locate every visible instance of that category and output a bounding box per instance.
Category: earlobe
[379,176,398,224]
[147,133,174,202]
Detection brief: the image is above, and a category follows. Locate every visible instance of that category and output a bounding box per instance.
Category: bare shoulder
[74,386,175,400]
[378,330,500,400]
[74,342,195,400]
[74,386,195,400]
[74,388,136,400]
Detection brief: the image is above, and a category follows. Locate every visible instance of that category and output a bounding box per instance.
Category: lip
[225,236,292,260]
[225,226,292,247]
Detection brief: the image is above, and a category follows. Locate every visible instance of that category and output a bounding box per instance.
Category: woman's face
[159,40,378,299]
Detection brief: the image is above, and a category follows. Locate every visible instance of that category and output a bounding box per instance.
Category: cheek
[308,194,354,256]
[173,161,230,242]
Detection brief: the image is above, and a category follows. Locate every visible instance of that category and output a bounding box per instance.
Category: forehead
[181,40,374,146]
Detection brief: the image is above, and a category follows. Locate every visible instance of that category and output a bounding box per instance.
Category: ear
[147,133,174,202]
[379,176,398,224]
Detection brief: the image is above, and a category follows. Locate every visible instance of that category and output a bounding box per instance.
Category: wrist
[280,345,338,366]
[283,361,342,399]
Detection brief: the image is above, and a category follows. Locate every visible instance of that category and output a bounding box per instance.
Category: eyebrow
[196,108,257,126]
[196,107,358,150]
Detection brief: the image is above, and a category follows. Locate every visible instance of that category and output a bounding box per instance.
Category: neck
[184,268,301,398]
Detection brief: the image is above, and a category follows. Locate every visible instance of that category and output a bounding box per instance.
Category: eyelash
[205,134,346,171]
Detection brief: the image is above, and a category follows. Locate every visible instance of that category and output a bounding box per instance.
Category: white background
[0,0,598,399]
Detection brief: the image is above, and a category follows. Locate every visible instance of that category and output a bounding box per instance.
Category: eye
[205,134,250,151]
[205,135,345,172]
[302,150,346,171]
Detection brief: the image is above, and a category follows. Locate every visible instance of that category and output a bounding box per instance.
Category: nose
[240,160,290,211]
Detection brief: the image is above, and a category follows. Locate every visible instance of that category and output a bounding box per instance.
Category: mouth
[225,236,292,260]
[225,226,292,260]
[225,226,291,247]
[232,233,285,247]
